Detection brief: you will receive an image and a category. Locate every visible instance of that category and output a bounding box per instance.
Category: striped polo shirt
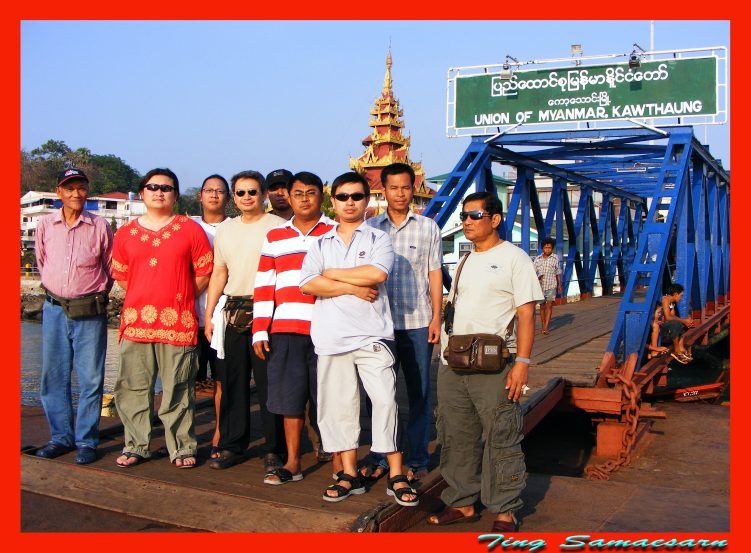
[251,214,334,344]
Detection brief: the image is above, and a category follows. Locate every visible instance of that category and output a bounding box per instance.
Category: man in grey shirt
[300,171,418,507]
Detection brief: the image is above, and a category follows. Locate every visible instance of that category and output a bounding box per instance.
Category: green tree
[176,187,202,216]
[21,140,142,194]
[110,217,118,233]
[322,185,335,219]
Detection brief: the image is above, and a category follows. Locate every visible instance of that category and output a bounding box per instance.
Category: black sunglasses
[144,183,176,193]
[459,210,493,221]
[235,189,259,197]
[333,192,367,202]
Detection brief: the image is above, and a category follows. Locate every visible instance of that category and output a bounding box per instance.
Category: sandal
[116,452,147,468]
[670,352,689,364]
[174,454,196,469]
[264,467,303,485]
[322,473,365,502]
[386,475,419,507]
[210,446,221,459]
[427,506,481,526]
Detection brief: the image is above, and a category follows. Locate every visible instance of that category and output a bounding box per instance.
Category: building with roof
[21,190,145,254]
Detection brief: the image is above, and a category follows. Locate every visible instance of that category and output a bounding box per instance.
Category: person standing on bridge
[111,168,213,468]
[300,172,418,507]
[533,237,562,335]
[203,170,287,471]
[362,162,443,483]
[35,168,113,465]
[191,174,230,458]
[266,169,294,220]
[252,171,334,485]
[428,191,542,531]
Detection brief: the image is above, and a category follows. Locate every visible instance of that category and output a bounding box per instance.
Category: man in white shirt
[191,174,229,459]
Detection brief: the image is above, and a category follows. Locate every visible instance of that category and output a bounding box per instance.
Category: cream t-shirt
[214,213,285,296]
[442,240,544,355]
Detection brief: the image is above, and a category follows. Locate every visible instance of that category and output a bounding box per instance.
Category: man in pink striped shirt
[252,171,334,485]
[35,168,113,465]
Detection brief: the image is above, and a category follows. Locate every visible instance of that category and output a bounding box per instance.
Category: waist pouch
[224,296,254,333]
[444,333,510,374]
[47,291,109,320]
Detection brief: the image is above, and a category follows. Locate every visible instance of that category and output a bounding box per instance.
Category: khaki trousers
[436,360,525,514]
[115,339,198,461]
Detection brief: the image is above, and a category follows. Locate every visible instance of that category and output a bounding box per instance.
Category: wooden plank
[21,455,356,532]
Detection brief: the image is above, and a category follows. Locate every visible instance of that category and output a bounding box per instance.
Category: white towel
[209,295,228,359]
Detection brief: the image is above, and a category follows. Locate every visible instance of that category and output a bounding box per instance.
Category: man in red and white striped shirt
[252,171,334,485]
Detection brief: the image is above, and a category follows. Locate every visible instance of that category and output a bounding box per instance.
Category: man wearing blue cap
[35,168,113,465]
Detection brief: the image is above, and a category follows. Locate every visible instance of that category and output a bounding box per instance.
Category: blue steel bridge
[424,125,730,477]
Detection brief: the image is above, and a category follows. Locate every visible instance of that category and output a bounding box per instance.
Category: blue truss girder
[423,125,729,369]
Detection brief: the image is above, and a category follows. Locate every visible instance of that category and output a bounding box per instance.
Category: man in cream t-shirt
[429,191,542,532]
[204,170,286,471]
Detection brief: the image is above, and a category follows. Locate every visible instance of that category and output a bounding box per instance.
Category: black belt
[45,294,64,306]
[45,292,102,305]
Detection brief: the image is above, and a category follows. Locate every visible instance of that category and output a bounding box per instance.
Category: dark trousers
[196,328,217,382]
[215,325,286,456]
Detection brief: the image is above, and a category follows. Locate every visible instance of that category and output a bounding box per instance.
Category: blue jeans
[370,327,433,470]
[40,300,107,449]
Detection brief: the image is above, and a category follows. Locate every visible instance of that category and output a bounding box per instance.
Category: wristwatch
[514,356,531,365]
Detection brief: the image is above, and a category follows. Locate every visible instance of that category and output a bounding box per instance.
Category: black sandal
[386,474,419,507]
[116,452,146,468]
[322,472,365,502]
[264,467,303,485]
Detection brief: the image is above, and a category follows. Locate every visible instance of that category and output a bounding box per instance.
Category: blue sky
[21,20,729,190]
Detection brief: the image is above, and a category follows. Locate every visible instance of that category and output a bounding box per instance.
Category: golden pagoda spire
[382,49,393,96]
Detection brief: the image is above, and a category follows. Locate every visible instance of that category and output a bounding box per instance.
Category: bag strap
[449,252,471,305]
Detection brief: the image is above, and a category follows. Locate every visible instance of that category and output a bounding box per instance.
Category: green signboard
[454,57,718,130]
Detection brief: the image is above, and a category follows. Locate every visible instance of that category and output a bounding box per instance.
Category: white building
[21,190,146,254]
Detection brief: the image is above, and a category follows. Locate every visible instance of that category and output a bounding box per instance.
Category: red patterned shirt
[112,215,213,346]
[252,215,334,344]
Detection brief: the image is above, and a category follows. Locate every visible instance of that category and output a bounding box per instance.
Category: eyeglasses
[459,210,493,221]
[235,189,259,197]
[291,190,319,199]
[202,188,227,195]
[333,192,367,202]
[144,184,176,193]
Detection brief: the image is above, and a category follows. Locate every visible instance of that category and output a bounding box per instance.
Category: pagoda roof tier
[370,105,404,117]
[369,116,404,128]
[362,131,409,147]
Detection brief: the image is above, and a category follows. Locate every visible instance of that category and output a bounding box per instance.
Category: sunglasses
[144,184,176,193]
[235,189,259,197]
[333,192,367,202]
[459,210,493,221]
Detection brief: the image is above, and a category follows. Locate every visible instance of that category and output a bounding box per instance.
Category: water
[21,321,122,407]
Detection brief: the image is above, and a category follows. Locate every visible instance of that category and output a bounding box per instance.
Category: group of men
[34,162,548,528]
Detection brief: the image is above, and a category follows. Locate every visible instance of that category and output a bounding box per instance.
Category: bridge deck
[21,294,628,532]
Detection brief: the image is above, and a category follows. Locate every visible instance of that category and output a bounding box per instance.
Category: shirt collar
[52,209,94,227]
[374,209,416,228]
[321,219,369,240]
[284,213,334,231]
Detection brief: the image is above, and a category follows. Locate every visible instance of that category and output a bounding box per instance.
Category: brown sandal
[427,507,481,526]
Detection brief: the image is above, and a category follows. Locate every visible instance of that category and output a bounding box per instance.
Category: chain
[584,373,641,481]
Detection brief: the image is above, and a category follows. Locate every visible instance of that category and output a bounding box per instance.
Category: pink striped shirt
[252,215,334,344]
[35,210,113,298]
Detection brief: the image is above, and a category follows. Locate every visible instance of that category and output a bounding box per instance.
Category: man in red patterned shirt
[111,168,213,469]
[252,171,334,484]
